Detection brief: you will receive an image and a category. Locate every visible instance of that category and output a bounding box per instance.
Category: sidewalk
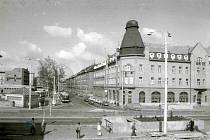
[43,124,208,140]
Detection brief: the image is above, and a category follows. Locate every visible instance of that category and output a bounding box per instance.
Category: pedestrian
[76,122,81,139]
[40,120,46,135]
[131,122,137,136]
[30,118,36,135]
[97,121,102,136]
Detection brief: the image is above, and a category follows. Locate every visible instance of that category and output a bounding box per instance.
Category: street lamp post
[163,32,168,135]
[25,57,40,110]
[147,31,171,135]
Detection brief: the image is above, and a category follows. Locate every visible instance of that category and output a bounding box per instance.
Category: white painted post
[163,32,168,135]
[29,60,32,110]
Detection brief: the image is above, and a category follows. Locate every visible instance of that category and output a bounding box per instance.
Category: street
[1,95,210,140]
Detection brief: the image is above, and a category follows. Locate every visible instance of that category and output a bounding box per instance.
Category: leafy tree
[37,56,65,95]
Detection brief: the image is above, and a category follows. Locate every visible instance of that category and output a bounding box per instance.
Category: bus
[60,92,70,103]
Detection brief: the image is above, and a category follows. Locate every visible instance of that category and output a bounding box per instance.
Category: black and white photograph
[0,0,210,139]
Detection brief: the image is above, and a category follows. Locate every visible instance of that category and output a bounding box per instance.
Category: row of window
[150,65,190,74]
[120,91,207,104]
[149,53,189,61]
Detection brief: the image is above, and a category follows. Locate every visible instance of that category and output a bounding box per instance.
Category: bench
[104,119,113,133]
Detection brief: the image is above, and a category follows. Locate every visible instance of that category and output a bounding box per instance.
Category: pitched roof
[146,43,193,54]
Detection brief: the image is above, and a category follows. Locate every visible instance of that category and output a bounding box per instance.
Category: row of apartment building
[66,20,210,107]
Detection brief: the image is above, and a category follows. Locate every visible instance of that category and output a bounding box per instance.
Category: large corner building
[67,20,210,107]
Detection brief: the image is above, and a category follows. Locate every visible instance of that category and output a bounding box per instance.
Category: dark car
[102,101,109,106]
[84,97,89,102]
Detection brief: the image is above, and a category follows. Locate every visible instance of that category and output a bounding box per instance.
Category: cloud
[77,28,105,45]
[77,28,115,55]
[56,28,116,73]
[43,25,72,38]
[19,40,43,58]
[0,50,9,58]
[56,42,88,60]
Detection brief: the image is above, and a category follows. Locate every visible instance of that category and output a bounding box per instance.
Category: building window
[14,75,17,82]
[139,77,143,84]
[139,91,145,103]
[193,95,196,102]
[171,54,175,60]
[186,79,189,86]
[196,57,202,65]
[177,55,182,60]
[197,67,200,74]
[185,67,189,74]
[123,91,125,105]
[179,92,188,102]
[151,92,161,103]
[168,92,175,103]
[124,64,131,71]
[209,56,210,65]
[179,66,182,74]
[151,77,154,85]
[203,79,205,85]
[109,90,112,100]
[197,79,201,86]
[128,91,132,104]
[113,90,116,100]
[150,53,154,58]
[172,66,176,74]
[179,78,182,85]
[203,67,205,73]
[158,77,161,85]
[139,64,143,72]
[172,78,176,85]
[116,90,120,101]
[158,65,161,73]
[184,55,188,61]
[157,53,161,59]
[151,65,155,73]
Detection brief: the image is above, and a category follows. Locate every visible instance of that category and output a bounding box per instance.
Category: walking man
[131,122,137,136]
[30,118,36,135]
[76,122,81,138]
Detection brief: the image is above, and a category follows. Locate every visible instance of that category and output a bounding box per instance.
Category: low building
[5,87,39,108]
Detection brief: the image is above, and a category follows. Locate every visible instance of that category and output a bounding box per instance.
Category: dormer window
[124,64,131,71]
[184,55,188,61]
[157,53,161,59]
[150,53,154,58]
[171,54,175,60]
[177,55,182,60]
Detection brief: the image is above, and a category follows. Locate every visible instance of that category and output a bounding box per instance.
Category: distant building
[0,68,37,108]
[5,68,29,85]
[67,20,210,107]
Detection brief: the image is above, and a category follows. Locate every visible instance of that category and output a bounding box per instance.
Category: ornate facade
[68,20,210,107]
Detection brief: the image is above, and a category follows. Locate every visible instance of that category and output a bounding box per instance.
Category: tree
[37,56,65,96]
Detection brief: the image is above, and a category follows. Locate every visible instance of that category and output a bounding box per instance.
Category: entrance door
[197,92,202,104]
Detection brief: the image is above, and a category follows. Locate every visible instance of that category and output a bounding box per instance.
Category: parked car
[102,101,109,106]
[84,97,89,102]
[88,100,95,105]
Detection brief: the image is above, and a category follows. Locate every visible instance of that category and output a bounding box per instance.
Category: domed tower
[119,20,145,57]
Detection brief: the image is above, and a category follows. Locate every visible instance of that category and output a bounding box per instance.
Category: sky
[0,0,209,77]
